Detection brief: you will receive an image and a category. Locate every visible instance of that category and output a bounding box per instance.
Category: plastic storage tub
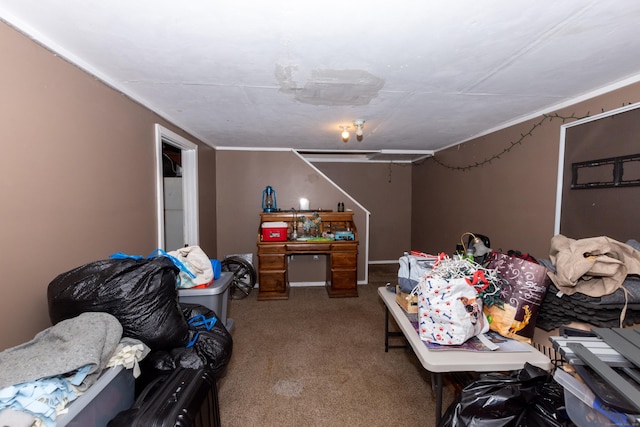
[178,271,233,331]
[563,389,632,426]
[56,365,134,427]
[261,221,288,242]
[554,368,631,427]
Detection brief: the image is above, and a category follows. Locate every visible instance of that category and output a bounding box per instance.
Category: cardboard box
[261,221,288,242]
[396,285,418,313]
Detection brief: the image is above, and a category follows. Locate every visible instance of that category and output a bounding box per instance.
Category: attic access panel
[298,149,433,163]
[571,153,640,189]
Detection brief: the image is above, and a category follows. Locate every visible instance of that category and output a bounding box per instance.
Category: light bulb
[340,125,350,142]
[353,120,365,140]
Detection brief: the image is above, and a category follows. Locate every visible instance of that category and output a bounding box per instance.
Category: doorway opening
[154,124,199,250]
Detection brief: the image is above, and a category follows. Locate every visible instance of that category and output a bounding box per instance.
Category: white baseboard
[368,260,400,265]
[257,281,368,288]
[289,281,325,287]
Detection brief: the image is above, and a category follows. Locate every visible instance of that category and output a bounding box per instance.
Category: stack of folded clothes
[536,270,640,330]
[536,237,640,331]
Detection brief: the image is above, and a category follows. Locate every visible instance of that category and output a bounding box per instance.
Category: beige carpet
[217,265,454,427]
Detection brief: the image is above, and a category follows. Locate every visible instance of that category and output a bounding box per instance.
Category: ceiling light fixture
[340,125,351,143]
[353,119,365,141]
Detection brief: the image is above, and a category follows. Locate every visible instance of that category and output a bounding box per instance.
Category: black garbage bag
[48,257,189,351]
[142,303,233,378]
[439,363,571,427]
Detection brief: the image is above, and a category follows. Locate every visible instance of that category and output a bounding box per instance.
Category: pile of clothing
[536,236,640,330]
[0,313,147,426]
[0,253,233,426]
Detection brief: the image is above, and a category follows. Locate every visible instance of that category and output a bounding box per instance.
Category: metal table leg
[383,301,443,425]
[384,306,406,352]
[434,372,443,425]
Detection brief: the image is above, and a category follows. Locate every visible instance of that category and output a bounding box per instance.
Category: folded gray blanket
[540,258,640,305]
[0,312,122,390]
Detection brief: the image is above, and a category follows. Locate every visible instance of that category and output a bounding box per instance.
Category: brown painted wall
[198,147,218,255]
[411,83,640,260]
[0,22,216,350]
[316,162,412,261]
[5,16,640,352]
[215,150,368,282]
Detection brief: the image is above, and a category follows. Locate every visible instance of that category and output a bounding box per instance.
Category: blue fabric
[0,376,78,427]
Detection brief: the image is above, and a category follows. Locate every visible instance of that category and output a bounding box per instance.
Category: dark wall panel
[560,106,640,241]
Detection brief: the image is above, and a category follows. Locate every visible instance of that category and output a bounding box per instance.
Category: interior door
[155,124,199,250]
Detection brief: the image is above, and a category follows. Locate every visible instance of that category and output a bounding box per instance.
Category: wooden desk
[257,211,358,300]
[378,286,551,425]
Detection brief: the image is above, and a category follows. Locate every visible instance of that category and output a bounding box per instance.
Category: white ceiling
[3,1,640,162]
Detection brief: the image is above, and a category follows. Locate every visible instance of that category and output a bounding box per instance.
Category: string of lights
[426,111,594,171]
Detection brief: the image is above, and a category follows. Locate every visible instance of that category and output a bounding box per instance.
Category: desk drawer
[258,271,286,293]
[259,254,286,270]
[258,244,286,254]
[331,242,357,252]
[285,243,331,252]
[330,270,357,290]
[331,253,356,269]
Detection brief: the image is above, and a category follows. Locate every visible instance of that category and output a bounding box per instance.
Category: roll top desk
[256,211,359,300]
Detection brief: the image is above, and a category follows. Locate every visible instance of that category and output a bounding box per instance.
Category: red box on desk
[261,221,288,241]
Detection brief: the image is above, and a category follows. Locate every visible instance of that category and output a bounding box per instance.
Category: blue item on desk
[334,231,354,241]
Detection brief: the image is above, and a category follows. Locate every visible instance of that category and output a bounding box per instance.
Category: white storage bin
[56,365,134,427]
[178,271,233,331]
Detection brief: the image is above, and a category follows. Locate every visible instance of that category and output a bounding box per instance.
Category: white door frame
[154,124,199,249]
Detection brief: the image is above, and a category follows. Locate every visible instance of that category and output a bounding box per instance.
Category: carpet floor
[217,265,454,427]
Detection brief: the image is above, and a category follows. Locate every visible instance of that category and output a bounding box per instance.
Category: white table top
[378,287,551,373]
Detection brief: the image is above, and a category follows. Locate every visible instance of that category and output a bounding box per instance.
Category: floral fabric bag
[416,275,490,345]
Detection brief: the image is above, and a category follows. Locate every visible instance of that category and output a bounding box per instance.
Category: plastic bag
[142,303,233,378]
[397,253,436,293]
[211,259,221,280]
[48,257,189,351]
[168,246,214,288]
[439,363,569,427]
